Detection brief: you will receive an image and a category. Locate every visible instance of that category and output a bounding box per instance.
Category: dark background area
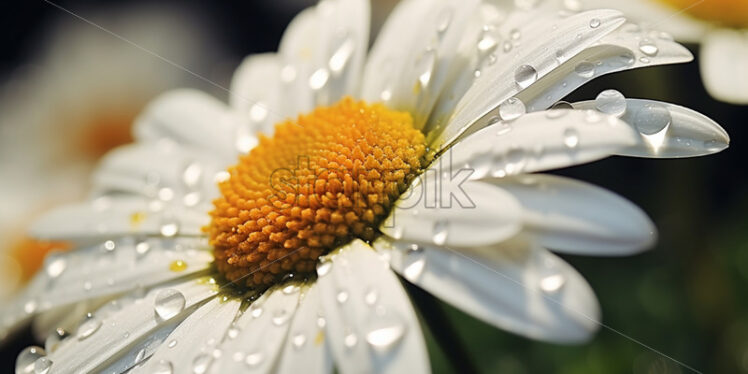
[1,1,747,373]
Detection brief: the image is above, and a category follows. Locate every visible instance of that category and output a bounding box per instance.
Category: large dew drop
[16,346,45,374]
[594,89,627,117]
[154,289,186,321]
[514,64,538,89]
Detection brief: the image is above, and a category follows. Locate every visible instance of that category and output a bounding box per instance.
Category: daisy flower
[0,4,221,302]
[580,0,748,104]
[3,0,730,373]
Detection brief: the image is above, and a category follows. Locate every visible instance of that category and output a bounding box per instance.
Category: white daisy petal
[447,109,638,178]
[133,89,239,164]
[0,237,213,336]
[30,196,208,241]
[362,0,480,129]
[381,172,522,247]
[45,279,218,373]
[211,288,300,373]
[230,53,283,136]
[132,297,241,374]
[276,283,333,374]
[487,174,656,255]
[701,29,748,105]
[518,24,694,112]
[92,143,226,205]
[279,0,369,116]
[374,237,601,343]
[571,99,730,157]
[437,9,625,148]
[316,240,430,374]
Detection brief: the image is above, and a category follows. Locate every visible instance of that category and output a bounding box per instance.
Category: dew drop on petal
[245,352,264,367]
[538,257,566,293]
[365,312,407,352]
[594,89,627,117]
[403,244,426,281]
[514,64,538,89]
[45,256,66,278]
[76,313,101,340]
[634,103,671,136]
[316,260,332,277]
[436,7,453,34]
[551,101,574,110]
[159,218,180,238]
[415,49,437,90]
[589,18,601,28]
[33,357,52,374]
[336,290,349,304]
[638,39,659,56]
[364,288,379,306]
[44,328,69,354]
[498,97,526,121]
[291,333,307,350]
[574,61,595,78]
[328,34,355,74]
[135,241,151,259]
[249,304,263,319]
[343,330,358,349]
[154,289,186,321]
[182,163,203,188]
[16,346,45,374]
[167,339,178,348]
[272,309,290,326]
[192,354,212,374]
[563,128,579,149]
[153,360,174,374]
[432,220,449,245]
[309,68,330,91]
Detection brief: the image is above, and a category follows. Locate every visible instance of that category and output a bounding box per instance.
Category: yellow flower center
[660,0,748,27]
[207,98,428,289]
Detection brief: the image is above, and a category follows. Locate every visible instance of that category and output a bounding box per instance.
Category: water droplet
[159,217,180,237]
[317,315,327,328]
[505,148,527,175]
[249,303,263,318]
[166,339,178,348]
[76,313,101,340]
[328,34,355,74]
[477,29,498,55]
[574,62,595,78]
[589,18,601,28]
[309,68,330,90]
[192,354,212,374]
[103,240,116,252]
[45,256,66,278]
[402,244,426,281]
[616,51,636,67]
[82,281,93,292]
[316,260,332,277]
[343,331,358,349]
[16,346,45,374]
[249,102,268,123]
[563,0,582,11]
[563,128,579,148]
[33,357,52,374]
[703,139,725,152]
[153,360,173,374]
[639,56,651,64]
[135,241,151,258]
[291,333,307,349]
[182,163,203,188]
[436,7,453,34]
[24,300,37,314]
[638,39,659,56]
[551,101,574,110]
[432,220,449,245]
[227,327,240,340]
[272,309,290,326]
[336,290,349,304]
[158,188,175,202]
[514,64,538,89]
[282,284,300,295]
[364,288,379,306]
[509,28,521,40]
[539,257,566,293]
[498,97,526,121]
[44,328,69,354]
[594,89,627,117]
[280,64,297,83]
[389,224,404,239]
[365,314,407,352]
[502,40,513,53]
[415,49,437,90]
[634,103,671,136]
[245,352,264,367]
[154,289,186,320]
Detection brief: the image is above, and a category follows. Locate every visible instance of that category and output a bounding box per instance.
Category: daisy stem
[403,281,479,374]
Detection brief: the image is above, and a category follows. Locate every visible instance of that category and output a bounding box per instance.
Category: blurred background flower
[0,1,746,373]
